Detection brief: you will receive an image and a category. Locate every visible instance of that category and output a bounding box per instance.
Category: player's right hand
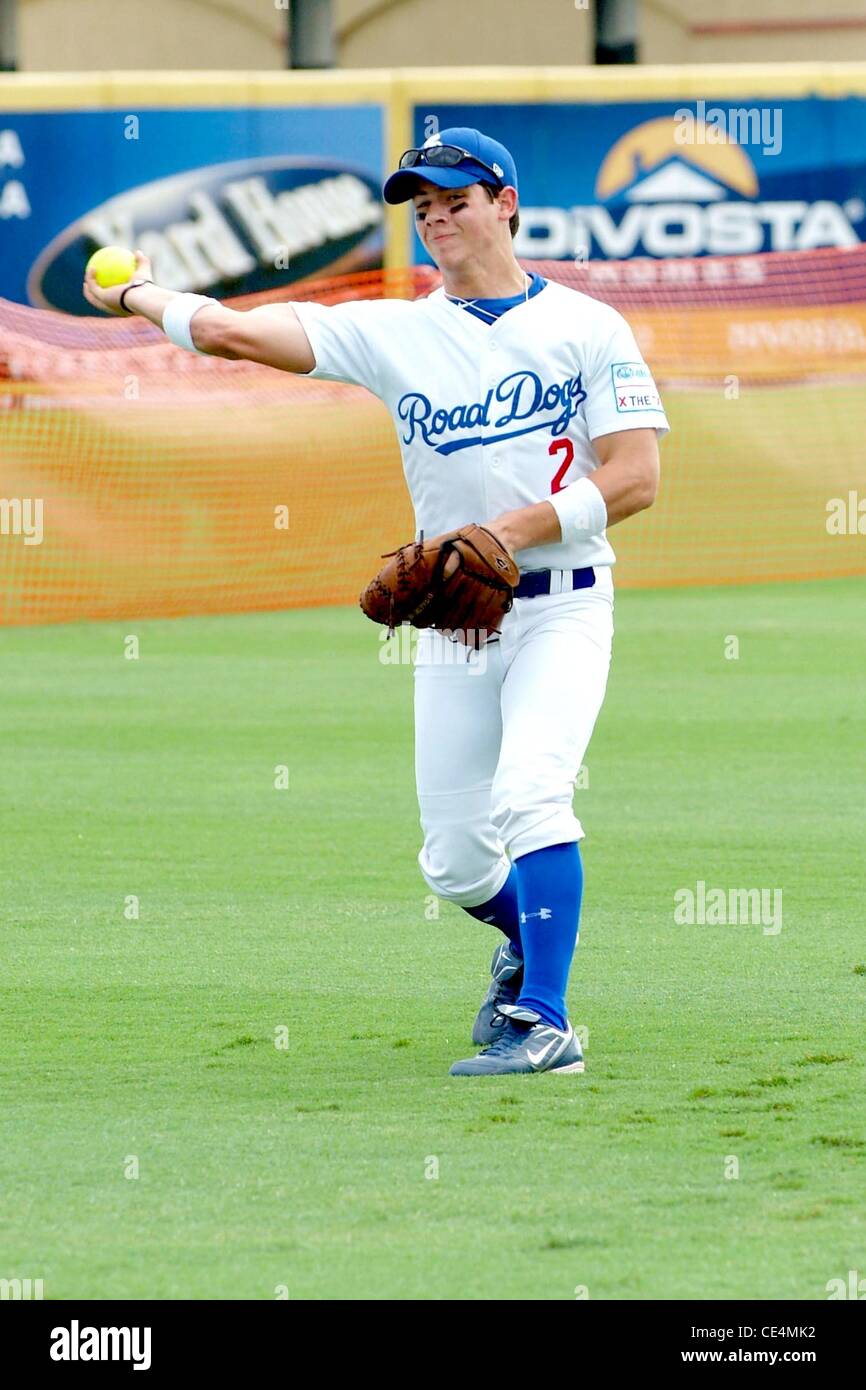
[82,250,154,316]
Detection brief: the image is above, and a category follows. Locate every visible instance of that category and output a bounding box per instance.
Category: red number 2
[549,438,574,493]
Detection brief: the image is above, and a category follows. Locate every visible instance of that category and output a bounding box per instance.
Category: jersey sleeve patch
[610,361,665,414]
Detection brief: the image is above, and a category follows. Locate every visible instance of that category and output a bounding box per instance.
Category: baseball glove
[360,524,521,646]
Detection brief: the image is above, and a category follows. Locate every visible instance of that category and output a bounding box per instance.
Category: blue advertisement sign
[411,99,866,262]
[0,105,384,312]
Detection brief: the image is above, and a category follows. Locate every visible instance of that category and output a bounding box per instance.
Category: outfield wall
[2,65,866,308]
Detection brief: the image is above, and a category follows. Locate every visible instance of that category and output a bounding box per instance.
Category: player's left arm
[485,427,659,553]
[584,426,660,525]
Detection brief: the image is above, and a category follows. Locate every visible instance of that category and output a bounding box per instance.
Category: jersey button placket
[481,338,500,515]
[485,338,502,513]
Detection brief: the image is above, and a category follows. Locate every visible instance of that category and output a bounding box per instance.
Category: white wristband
[548,474,608,544]
[162,293,217,353]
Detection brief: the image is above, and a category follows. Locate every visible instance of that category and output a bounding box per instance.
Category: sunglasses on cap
[398,144,505,189]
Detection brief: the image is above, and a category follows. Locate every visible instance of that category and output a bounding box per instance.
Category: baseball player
[84,127,669,1077]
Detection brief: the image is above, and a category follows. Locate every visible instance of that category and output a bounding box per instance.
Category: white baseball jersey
[292,280,669,571]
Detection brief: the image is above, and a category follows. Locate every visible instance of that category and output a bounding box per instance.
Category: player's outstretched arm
[82,252,316,375]
[210,303,316,373]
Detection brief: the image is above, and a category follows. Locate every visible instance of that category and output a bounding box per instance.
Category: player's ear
[500,186,518,220]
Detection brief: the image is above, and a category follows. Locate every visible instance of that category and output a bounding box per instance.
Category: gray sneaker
[452,1006,585,1077]
[472,940,524,1046]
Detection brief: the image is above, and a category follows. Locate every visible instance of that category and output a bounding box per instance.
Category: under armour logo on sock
[520,908,552,923]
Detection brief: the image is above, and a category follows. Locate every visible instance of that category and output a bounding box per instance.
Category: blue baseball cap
[382,127,518,205]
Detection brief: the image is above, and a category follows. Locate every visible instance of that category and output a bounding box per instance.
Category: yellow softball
[86,246,138,288]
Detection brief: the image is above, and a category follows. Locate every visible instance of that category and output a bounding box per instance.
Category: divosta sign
[404,68,866,264]
[520,106,865,259]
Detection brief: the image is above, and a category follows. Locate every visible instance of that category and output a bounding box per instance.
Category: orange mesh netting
[1,247,865,626]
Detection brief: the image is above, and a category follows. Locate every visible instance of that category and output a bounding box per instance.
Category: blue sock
[513,842,583,1030]
[461,865,522,956]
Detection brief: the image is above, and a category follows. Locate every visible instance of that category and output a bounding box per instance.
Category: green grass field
[1,577,864,1301]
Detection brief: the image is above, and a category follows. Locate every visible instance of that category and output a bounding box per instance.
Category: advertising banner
[410,98,866,265]
[0,103,384,312]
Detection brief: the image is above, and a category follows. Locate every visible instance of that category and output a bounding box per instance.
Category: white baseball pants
[413,566,614,908]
